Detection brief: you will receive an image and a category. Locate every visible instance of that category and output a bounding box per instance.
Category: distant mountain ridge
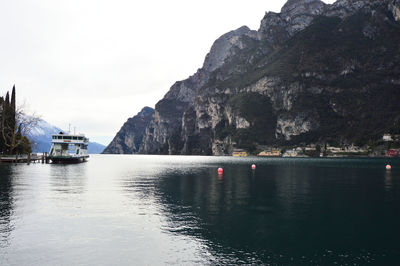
[28,118,106,154]
[108,0,400,155]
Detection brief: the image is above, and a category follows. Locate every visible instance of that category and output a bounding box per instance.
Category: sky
[0,0,335,146]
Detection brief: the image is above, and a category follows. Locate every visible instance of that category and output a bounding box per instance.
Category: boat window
[73,137,78,140]
[57,136,63,139]
[64,136,72,140]
[78,137,83,140]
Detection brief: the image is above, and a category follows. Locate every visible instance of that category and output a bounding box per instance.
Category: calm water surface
[0,155,400,265]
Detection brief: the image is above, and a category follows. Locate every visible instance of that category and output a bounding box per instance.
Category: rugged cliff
[389,0,400,21]
[103,107,154,154]
[110,0,400,155]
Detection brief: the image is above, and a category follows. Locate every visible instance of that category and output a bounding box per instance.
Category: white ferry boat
[48,132,89,163]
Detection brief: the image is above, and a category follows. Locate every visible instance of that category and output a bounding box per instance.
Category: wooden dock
[0,153,49,164]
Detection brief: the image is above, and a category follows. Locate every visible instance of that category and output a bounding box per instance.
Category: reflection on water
[0,166,13,248]
[49,164,88,194]
[0,155,399,265]
[151,157,400,264]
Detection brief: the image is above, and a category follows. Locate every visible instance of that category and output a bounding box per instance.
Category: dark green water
[0,155,399,265]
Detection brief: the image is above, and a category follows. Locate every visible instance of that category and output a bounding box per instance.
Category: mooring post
[27,153,31,165]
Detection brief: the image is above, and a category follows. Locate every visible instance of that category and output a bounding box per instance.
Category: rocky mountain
[28,118,106,154]
[110,0,400,155]
[390,0,400,21]
[102,107,154,154]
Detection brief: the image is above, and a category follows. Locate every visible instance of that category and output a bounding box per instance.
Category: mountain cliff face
[389,0,400,21]
[103,107,154,154]
[139,26,261,154]
[110,0,400,155]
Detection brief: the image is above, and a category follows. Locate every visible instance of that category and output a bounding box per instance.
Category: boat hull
[49,156,88,164]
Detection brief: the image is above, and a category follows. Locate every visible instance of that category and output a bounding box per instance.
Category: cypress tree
[10,86,16,147]
[4,92,9,107]
[0,86,27,155]
[1,92,12,154]
[11,85,15,112]
[0,86,22,154]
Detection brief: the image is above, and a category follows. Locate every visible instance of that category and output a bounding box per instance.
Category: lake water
[0,155,400,265]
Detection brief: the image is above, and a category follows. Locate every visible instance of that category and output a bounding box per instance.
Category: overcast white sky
[0,0,335,145]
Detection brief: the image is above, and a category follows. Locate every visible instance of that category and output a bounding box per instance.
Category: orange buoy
[386,164,392,170]
[251,164,256,170]
[218,168,223,174]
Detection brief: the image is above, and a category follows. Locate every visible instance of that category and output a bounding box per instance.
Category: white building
[383,134,393,142]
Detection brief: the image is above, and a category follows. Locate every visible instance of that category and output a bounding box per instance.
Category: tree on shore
[0,85,36,155]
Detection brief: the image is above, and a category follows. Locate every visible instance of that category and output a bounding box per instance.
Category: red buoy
[251,164,256,170]
[386,164,392,170]
[218,168,223,174]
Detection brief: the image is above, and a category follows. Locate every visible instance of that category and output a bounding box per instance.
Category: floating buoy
[218,168,223,174]
[251,164,256,170]
[386,164,392,170]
